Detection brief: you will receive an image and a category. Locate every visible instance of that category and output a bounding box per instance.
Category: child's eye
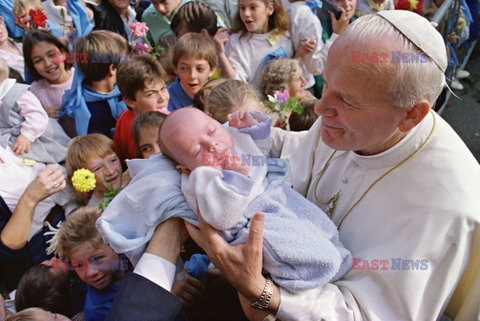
[141,145,152,152]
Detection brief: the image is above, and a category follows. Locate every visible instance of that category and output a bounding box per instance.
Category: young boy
[114,54,170,164]
[55,206,127,321]
[61,30,129,137]
[167,32,216,111]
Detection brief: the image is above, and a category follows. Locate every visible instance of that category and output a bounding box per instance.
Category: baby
[162,108,352,292]
[98,107,351,292]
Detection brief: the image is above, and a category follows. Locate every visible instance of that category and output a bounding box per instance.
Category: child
[260,58,314,100]
[114,54,170,164]
[61,30,128,137]
[167,32,216,111]
[192,77,227,111]
[132,111,166,159]
[170,0,219,37]
[219,0,295,91]
[66,134,123,207]
[54,206,126,321]
[203,78,268,123]
[23,30,76,137]
[89,0,138,41]
[288,97,318,131]
[0,15,25,81]
[0,57,69,163]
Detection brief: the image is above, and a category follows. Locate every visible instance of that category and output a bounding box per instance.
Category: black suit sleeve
[106,272,184,321]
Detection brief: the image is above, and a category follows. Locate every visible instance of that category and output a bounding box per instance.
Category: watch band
[250,278,274,311]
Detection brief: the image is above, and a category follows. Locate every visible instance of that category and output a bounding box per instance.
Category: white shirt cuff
[133,253,176,291]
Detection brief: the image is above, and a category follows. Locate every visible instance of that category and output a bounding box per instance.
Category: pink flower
[274,90,290,105]
[133,41,151,54]
[130,21,149,40]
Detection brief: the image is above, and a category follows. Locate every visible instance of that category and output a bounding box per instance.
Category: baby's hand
[13,134,32,155]
[228,110,258,129]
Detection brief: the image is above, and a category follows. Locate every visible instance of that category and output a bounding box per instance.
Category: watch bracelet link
[250,277,274,311]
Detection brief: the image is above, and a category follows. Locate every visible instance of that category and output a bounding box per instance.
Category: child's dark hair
[133,111,166,156]
[15,264,72,316]
[74,30,129,82]
[22,29,73,81]
[117,54,167,102]
[288,98,318,131]
[171,1,219,37]
[232,0,290,38]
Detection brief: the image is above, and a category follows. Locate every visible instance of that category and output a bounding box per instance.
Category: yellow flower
[71,169,96,192]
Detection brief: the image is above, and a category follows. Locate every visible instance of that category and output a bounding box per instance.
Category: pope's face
[314,38,408,156]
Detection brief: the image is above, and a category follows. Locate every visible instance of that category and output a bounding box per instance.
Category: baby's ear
[176,164,191,175]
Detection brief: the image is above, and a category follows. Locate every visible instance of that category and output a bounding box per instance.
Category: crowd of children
[0,0,476,320]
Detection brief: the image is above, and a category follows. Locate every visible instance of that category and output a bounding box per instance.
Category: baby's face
[161,108,234,173]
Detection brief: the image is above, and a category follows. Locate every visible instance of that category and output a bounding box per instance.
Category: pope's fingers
[247,212,265,251]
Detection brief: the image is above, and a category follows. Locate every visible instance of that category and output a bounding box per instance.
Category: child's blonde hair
[0,58,9,84]
[260,58,299,99]
[74,30,129,82]
[232,0,290,37]
[206,79,264,123]
[171,33,217,69]
[5,307,46,321]
[55,206,103,259]
[193,77,228,111]
[12,0,43,17]
[117,54,167,101]
[66,133,116,181]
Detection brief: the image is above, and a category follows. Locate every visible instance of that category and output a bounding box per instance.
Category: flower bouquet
[15,9,48,31]
[130,21,165,58]
[264,90,304,118]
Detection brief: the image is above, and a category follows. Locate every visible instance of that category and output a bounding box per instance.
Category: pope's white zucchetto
[377,10,448,73]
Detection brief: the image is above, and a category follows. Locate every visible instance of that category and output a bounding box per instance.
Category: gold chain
[312,110,437,230]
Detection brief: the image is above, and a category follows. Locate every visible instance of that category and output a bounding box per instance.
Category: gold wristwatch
[250,278,274,311]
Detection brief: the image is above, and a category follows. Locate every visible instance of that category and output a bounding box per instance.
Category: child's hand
[171,274,205,308]
[213,27,230,54]
[13,135,32,155]
[228,110,259,129]
[295,37,317,58]
[46,106,61,119]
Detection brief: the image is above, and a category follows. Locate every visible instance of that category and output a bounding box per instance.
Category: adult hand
[171,274,205,307]
[24,165,66,204]
[146,218,189,265]
[213,27,230,55]
[12,134,32,155]
[185,212,266,302]
[331,9,350,35]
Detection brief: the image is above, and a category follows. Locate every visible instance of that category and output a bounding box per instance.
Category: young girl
[218,0,294,91]
[132,111,166,160]
[66,134,124,206]
[23,30,76,137]
[0,57,69,163]
[0,15,25,81]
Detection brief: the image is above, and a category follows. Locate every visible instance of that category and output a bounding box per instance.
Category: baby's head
[55,206,123,290]
[159,107,233,174]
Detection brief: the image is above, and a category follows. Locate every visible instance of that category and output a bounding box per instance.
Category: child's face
[151,0,182,19]
[0,17,8,45]
[138,125,161,159]
[69,242,120,290]
[31,41,68,84]
[108,0,131,11]
[126,80,170,115]
[161,108,234,173]
[174,56,214,97]
[332,0,357,19]
[239,0,274,34]
[85,152,123,196]
[288,64,307,98]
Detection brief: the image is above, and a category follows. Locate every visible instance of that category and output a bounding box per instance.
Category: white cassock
[271,111,480,321]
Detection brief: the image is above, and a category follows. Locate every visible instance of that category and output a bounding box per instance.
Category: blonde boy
[114,54,170,163]
[55,206,126,321]
[167,32,216,111]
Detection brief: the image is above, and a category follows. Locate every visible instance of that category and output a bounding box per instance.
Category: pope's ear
[176,164,191,175]
[398,100,430,132]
